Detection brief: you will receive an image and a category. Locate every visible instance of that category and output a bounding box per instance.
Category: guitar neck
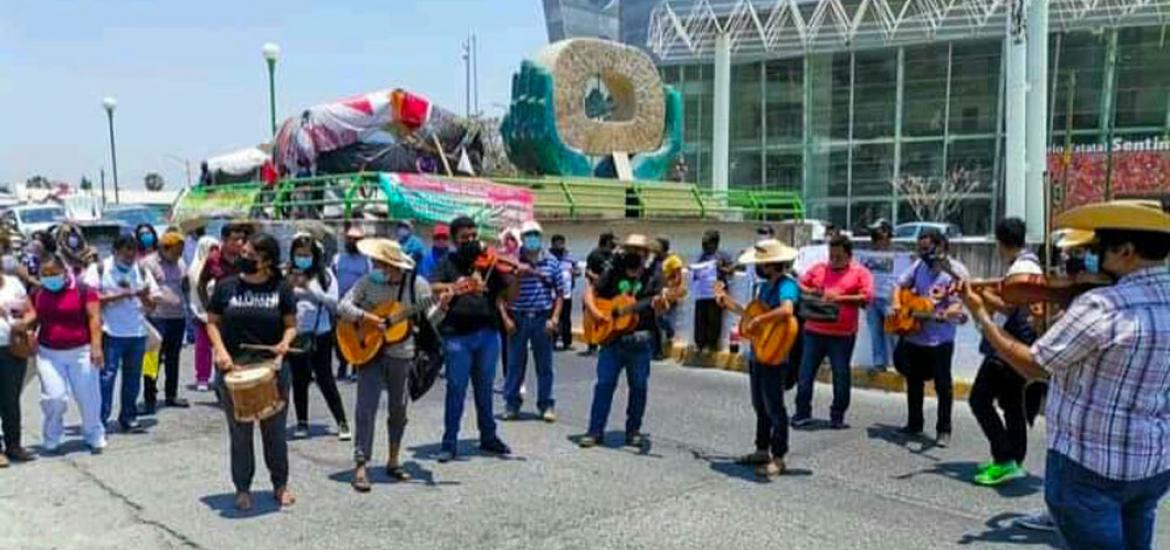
[388,296,438,323]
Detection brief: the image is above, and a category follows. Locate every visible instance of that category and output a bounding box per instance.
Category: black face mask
[550,247,565,258]
[621,252,644,271]
[236,256,259,275]
[457,240,481,262]
[345,242,359,254]
[1065,257,1086,275]
[755,265,770,279]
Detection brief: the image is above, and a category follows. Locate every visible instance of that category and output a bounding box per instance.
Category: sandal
[234,491,253,511]
[737,450,771,465]
[386,464,412,482]
[352,466,372,493]
[274,486,296,508]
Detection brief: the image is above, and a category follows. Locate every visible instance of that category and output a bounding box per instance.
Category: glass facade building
[657,26,1170,235]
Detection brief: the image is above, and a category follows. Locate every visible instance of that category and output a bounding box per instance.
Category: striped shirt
[1032,265,1170,480]
[512,252,565,312]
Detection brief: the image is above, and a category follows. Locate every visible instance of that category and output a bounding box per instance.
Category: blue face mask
[293,255,313,270]
[369,269,388,284]
[138,233,156,248]
[41,274,66,293]
[1084,252,1100,275]
[523,235,542,251]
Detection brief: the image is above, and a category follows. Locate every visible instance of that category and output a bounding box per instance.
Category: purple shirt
[897,259,967,346]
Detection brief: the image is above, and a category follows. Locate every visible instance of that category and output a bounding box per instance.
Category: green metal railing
[173,172,805,223]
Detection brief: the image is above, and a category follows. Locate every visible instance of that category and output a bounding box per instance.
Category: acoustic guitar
[584,280,687,346]
[714,282,799,366]
[884,287,942,336]
[336,278,478,368]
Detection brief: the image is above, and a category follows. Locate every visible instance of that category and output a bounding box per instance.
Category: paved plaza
[1,351,1166,549]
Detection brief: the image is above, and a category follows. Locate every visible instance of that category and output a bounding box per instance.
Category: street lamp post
[102,96,120,204]
[262,42,280,136]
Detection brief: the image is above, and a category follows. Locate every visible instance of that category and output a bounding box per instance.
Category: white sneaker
[520,384,527,397]
[1013,511,1056,532]
[196,383,209,392]
[88,437,107,455]
[337,424,352,442]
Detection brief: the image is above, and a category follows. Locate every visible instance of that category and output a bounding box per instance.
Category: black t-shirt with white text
[208,275,296,362]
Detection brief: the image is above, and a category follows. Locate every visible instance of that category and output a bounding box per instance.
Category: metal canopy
[648,0,1170,61]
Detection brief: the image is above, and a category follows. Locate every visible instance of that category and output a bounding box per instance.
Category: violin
[990,273,1112,306]
[471,245,521,274]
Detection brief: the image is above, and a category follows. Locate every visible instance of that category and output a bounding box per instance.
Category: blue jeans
[504,311,555,412]
[866,296,893,367]
[794,332,857,423]
[99,335,147,427]
[1045,451,1170,550]
[442,328,500,451]
[587,336,652,436]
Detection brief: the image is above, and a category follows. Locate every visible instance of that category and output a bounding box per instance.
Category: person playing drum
[337,239,450,492]
[206,233,298,511]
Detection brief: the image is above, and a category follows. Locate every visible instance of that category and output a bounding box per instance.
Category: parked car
[893,222,963,242]
[103,204,170,235]
[1,204,66,237]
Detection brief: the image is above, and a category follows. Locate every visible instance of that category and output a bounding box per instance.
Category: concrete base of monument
[571,329,975,401]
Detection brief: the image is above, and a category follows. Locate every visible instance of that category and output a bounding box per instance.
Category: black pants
[290,334,348,427]
[894,340,955,434]
[145,318,186,405]
[558,298,574,349]
[0,348,26,451]
[749,361,789,458]
[216,365,290,493]
[335,343,350,379]
[969,356,1029,464]
[694,298,723,351]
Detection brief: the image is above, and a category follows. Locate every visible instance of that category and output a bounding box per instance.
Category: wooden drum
[224,360,285,423]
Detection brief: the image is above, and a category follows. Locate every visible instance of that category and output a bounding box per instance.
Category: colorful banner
[170,185,263,227]
[380,173,534,236]
[1048,137,1170,212]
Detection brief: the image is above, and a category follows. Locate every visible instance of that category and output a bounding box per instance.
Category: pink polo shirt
[800,260,874,336]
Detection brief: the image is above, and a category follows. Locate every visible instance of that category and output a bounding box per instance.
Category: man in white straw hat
[333,225,372,381]
[337,239,449,492]
[961,200,1170,550]
[714,239,800,479]
[579,234,673,450]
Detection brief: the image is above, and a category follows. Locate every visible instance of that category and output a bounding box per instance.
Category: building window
[853,49,898,140]
[765,58,803,145]
[1051,32,1106,132]
[851,200,893,230]
[806,144,849,199]
[852,143,895,197]
[732,62,763,147]
[947,138,997,193]
[949,40,1001,135]
[808,53,852,141]
[730,150,762,188]
[900,141,946,181]
[1115,27,1170,130]
[904,45,949,137]
[764,150,802,192]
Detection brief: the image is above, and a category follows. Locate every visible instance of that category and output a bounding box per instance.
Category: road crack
[67,459,207,549]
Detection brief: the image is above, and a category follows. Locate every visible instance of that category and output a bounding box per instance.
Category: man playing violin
[716,239,801,479]
[430,216,515,463]
[578,234,667,449]
[968,217,1044,487]
[891,228,968,448]
[961,201,1170,550]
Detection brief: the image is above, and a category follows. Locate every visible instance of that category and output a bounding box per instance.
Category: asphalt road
[1,349,1166,550]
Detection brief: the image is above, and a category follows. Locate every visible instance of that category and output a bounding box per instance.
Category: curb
[571,329,974,400]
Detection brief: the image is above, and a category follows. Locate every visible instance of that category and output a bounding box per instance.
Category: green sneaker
[974,461,1026,486]
[977,460,995,473]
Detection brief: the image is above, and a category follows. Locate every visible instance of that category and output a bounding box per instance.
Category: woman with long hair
[206,232,297,511]
[134,224,159,258]
[187,236,219,391]
[286,234,349,440]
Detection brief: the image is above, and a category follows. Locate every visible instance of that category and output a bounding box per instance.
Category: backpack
[397,271,443,401]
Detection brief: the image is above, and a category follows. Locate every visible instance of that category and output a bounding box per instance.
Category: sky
[0,0,549,189]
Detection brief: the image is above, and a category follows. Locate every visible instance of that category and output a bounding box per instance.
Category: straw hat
[356,238,415,270]
[738,239,798,265]
[1053,228,1096,249]
[622,233,655,251]
[1054,200,1170,234]
[344,225,366,239]
[520,220,543,235]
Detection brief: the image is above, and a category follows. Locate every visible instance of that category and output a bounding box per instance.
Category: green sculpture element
[500,52,685,182]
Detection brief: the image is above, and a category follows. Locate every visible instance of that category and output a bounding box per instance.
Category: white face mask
[0,255,16,274]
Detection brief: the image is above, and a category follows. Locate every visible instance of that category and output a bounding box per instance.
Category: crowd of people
[0,201,1166,550]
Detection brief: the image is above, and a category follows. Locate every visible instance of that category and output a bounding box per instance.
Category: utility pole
[472,32,479,116]
[462,36,472,117]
